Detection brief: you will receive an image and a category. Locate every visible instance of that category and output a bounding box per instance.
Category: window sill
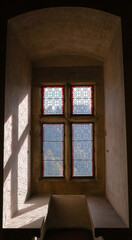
[3,195,128,239]
[39,177,96,183]
[39,177,66,182]
[70,177,96,182]
[4,195,127,229]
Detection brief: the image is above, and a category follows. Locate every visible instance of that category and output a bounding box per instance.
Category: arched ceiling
[9,7,120,64]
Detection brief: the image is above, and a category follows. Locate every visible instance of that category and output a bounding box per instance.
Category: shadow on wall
[3,94,30,227]
[43,195,103,240]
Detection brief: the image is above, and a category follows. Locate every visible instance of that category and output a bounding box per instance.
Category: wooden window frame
[41,83,96,179]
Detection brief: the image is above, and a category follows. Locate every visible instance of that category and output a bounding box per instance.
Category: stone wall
[104,23,129,226]
[3,25,31,226]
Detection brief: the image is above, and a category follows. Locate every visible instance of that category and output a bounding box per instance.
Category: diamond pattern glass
[72,86,93,115]
[43,87,64,115]
[72,123,94,177]
[43,124,64,177]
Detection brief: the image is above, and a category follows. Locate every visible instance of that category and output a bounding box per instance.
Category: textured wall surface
[3,25,31,226]
[9,7,120,62]
[104,24,129,226]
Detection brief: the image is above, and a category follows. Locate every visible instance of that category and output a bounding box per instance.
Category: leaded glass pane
[43,124,64,177]
[72,123,94,177]
[72,124,93,141]
[72,86,93,115]
[43,87,64,115]
[44,142,63,161]
[44,124,63,141]
[73,142,92,160]
[44,161,63,177]
[74,161,92,177]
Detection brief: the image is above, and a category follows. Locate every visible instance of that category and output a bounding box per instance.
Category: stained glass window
[43,124,64,177]
[71,86,93,115]
[43,87,64,115]
[72,123,94,177]
[42,84,95,179]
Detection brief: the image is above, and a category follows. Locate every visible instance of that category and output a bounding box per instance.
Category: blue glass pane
[44,88,62,98]
[44,124,64,142]
[73,99,92,115]
[73,87,91,99]
[73,141,92,160]
[72,86,93,115]
[44,161,63,177]
[73,161,92,177]
[44,142,63,160]
[72,124,93,141]
[44,99,62,115]
[72,123,93,177]
[43,87,64,115]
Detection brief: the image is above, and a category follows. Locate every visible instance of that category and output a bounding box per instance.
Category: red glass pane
[43,87,64,115]
[72,123,94,177]
[71,86,93,115]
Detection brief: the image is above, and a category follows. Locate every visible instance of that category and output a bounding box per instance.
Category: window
[42,85,94,178]
[43,123,64,177]
[43,87,64,115]
[71,86,93,115]
[72,123,94,177]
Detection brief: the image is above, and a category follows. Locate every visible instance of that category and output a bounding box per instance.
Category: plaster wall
[3,25,31,226]
[104,24,129,226]
[9,7,120,62]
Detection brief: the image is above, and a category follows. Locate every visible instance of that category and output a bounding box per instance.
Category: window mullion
[40,117,68,123]
[65,83,72,181]
[67,117,97,123]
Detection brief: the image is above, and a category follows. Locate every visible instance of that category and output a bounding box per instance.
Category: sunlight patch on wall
[4,115,13,168]
[18,135,28,210]
[3,170,12,227]
[18,95,28,139]
[5,204,48,228]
